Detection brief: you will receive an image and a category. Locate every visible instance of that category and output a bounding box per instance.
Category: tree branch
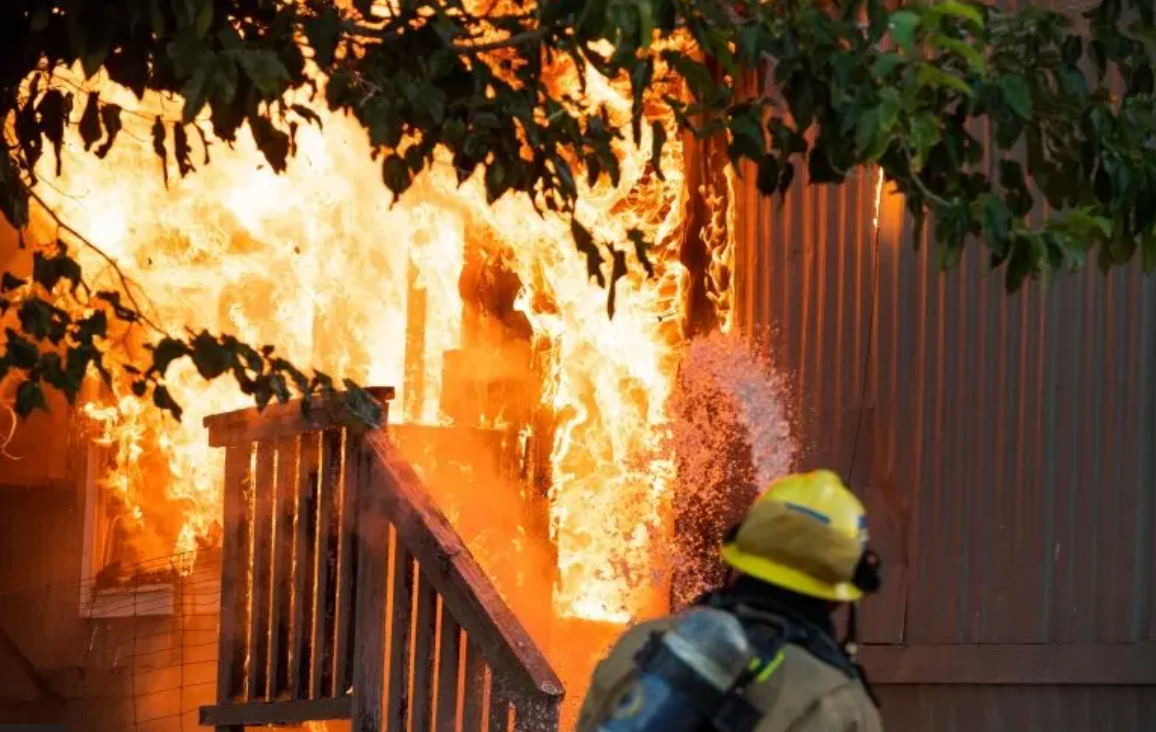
[27,188,168,336]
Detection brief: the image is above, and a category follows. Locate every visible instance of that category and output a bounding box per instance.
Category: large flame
[27,25,694,638]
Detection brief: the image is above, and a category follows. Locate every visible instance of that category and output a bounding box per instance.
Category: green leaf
[236,50,290,97]
[999,74,1032,119]
[855,109,881,157]
[916,64,974,96]
[728,111,765,163]
[928,0,985,30]
[909,112,941,169]
[871,53,905,78]
[15,380,48,417]
[1142,230,1156,274]
[195,0,213,37]
[935,36,986,72]
[888,10,922,55]
[571,219,605,287]
[979,193,1010,246]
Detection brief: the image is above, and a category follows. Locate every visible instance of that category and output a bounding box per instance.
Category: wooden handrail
[203,387,396,447]
[364,431,564,700]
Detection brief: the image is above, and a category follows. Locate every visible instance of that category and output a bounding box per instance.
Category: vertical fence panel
[334,430,360,694]
[246,442,276,699]
[386,547,415,732]
[436,609,462,732]
[269,435,298,698]
[290,432,320,699]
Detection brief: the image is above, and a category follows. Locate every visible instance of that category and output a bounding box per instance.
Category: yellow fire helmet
[720,469,878,602]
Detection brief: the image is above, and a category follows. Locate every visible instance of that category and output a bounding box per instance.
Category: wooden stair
[198,388,562,732]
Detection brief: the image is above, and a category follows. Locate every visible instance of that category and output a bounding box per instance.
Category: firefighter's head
[720,470,881,602]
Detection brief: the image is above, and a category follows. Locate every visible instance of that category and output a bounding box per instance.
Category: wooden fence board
[461,641,486,732]
[269,435,298,698]
[411,570,438,732]
[290,432,320,699]
[246,442,276,699]
[435,610,462,732]
[334,429,360,694]
[386,546,415,732]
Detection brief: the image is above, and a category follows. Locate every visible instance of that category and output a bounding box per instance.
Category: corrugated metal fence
[732,11,1156,720]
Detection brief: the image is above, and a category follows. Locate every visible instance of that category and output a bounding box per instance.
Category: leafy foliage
[1,0,1154,421]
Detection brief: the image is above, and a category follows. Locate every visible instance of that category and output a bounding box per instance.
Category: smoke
[666,330,795,606]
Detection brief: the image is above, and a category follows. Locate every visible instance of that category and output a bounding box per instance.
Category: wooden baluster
[334,429,361,694]
[269,435,299,698]
[216,444,252,717]
[291,432,320,699]
[435,608,461,732]
[411,570,438,732]
[247,442,276,700]
[313,429,342,697]
[351,449,389,732]
[386,546,415,732]
[487,676,511,732]
[461,640,486,732]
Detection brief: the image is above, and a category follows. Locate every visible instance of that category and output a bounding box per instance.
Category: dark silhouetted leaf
[174,125,194,177]
[15,380,48,417]
[607,248,628,319]
[571,219,605,287]
[79,93,103,151]
[37,90,71,177]
[382,154,411,197]
[95,105,123,158]
[153,384,183,420]
[5,328,39,369]
[152,117,169,187]
[1,273,25,293]
[151,337,189,375]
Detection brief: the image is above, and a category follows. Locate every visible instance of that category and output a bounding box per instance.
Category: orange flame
[29,30,693,631]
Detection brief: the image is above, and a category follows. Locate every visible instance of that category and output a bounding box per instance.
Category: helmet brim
[721,544,864,603]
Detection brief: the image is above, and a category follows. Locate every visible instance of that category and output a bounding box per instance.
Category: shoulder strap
[698,593,864,684]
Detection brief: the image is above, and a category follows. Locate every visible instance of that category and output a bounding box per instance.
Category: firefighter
[576,470,884,732]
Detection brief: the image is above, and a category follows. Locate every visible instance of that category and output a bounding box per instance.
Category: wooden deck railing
[199,388,563,732]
